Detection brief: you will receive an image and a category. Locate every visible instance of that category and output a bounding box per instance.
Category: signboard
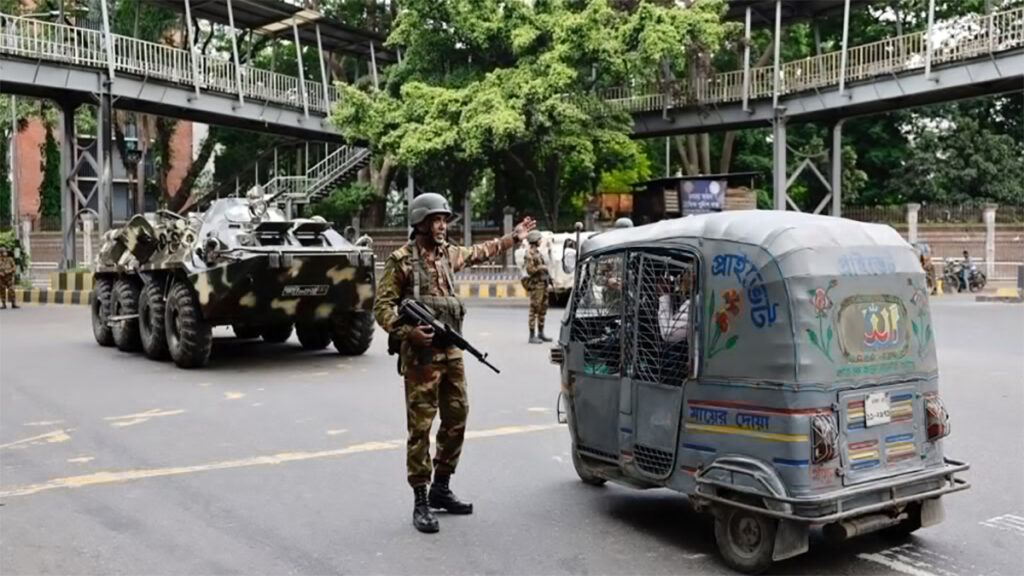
[681,180,726,215]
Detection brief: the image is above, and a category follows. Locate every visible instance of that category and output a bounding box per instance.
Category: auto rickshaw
[550,211,969,574]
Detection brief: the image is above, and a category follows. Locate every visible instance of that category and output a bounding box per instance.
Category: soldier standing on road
[374,193,535,534]
[525,231,552,344]
[0,246,18,309]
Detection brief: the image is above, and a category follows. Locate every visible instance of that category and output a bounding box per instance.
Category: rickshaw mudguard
[693,456,810,561]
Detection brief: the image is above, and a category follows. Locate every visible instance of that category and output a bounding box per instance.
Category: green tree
[38,127,62,222]
[332,0,728,229]
[308,181,375,226]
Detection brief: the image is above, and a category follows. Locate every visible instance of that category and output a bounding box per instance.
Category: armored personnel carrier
[91,190,376,368]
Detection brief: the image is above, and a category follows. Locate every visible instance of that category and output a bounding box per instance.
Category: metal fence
[843,204,1024,225]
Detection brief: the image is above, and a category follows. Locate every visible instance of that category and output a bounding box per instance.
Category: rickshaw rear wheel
[571,447,607,486]
[714,505,777,575]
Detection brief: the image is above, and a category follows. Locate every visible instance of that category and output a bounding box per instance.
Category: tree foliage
[332,0,727,229]
[38,127,62,221]
[308,181,375,226]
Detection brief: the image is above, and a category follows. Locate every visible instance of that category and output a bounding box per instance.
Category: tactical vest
[408,243,466,334]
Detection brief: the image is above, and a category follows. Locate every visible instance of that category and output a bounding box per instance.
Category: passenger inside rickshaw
[572,249,695,385]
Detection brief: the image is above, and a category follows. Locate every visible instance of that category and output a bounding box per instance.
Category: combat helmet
[527,230,542,244]
[409,193,452,227]
[614,217,634,228]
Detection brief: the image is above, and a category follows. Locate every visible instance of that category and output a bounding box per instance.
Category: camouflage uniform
[525,245,550,338]
[375,235,516,487]
[0,249,16,308]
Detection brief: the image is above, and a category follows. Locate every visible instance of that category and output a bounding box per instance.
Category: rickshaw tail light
[811,413,839,465]
[926,395,951,441]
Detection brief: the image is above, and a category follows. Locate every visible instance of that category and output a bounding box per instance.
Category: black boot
[412,485,439,533]
[429,473,473,515]
[538,328,552,342]
[529,329,541,344]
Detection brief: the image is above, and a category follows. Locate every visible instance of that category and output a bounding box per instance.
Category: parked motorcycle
[944,260,987,293]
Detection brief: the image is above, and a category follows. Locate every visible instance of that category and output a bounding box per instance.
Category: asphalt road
[1,296,1022,576]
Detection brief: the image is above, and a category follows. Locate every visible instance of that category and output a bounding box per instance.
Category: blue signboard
[681,180,726,215]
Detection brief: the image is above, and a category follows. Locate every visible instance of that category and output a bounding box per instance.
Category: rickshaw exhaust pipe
[823,513,904,542]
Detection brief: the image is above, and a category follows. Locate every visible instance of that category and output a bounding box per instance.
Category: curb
[975,288,1023,303]
[16,280,528,307]
[14,289,93,306]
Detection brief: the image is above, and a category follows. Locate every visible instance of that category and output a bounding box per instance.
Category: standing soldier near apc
[374,193,535,534]
[0,245,18,309]
[525,231,551,344]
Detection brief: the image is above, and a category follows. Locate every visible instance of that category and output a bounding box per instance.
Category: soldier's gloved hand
[408,325,435,348]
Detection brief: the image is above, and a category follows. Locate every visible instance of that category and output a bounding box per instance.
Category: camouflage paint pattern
[0,249,16,304]
[93,198,375,326]
[525,245,550,332]
[404,357,468,486]
[375,234,516,486]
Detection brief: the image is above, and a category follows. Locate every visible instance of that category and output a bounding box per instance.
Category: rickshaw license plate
[865,392,891,427]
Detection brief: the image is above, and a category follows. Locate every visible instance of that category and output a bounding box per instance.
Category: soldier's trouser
[0,275,13,304]
[529,287,548,332]
[404,356,468,487]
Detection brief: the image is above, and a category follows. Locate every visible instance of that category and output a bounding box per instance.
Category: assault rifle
[395,299,500,374]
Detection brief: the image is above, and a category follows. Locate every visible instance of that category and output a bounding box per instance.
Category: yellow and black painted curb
[13,289,93,306]
[50,271,95,291]
[15,280,526,306]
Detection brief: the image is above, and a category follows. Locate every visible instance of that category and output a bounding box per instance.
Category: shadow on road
[589,488,923,574]
[196,337,377,373]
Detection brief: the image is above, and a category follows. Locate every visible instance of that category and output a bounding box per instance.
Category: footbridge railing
[598,6,1024,113]
[0,12,338,114]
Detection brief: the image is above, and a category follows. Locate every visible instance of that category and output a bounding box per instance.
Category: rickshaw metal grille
[624,253,692,387]
[633,444,674,476]
[571,255,625,375]
[577,444,619,463]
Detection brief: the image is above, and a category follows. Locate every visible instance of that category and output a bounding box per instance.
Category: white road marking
[0,423,560,499]
[67,456,94,464]
[105,409,186,428]
[326,429,347,436]
[858,553,942,576]
[23,420,64,427]
[980,514,1024,536]
[0,429,73,450]
[224,392,245,400]
[527,407,550,413]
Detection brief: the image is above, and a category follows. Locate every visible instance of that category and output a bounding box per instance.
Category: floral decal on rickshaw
[908,279,933,358]
[706,289,742,358]
[807,279,838,362]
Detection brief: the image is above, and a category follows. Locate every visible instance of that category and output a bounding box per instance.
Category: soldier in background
[525,230,551,344]
[0,245,18,309]
[374,193,535,534]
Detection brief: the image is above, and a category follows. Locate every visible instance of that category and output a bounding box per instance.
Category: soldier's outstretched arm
[450,217,537,273]
[374,254,414,341]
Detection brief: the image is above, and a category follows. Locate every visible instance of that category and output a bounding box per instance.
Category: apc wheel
[261,324,294,344]
[139,282,168,360]
[111,279,142,352]
[331,311,374,356]
[91,277,114,347]
[296,322,331,350]
[165,281,212,369]
[572,447,607,487]
[232,325,262,339]
[714,506,777,575]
